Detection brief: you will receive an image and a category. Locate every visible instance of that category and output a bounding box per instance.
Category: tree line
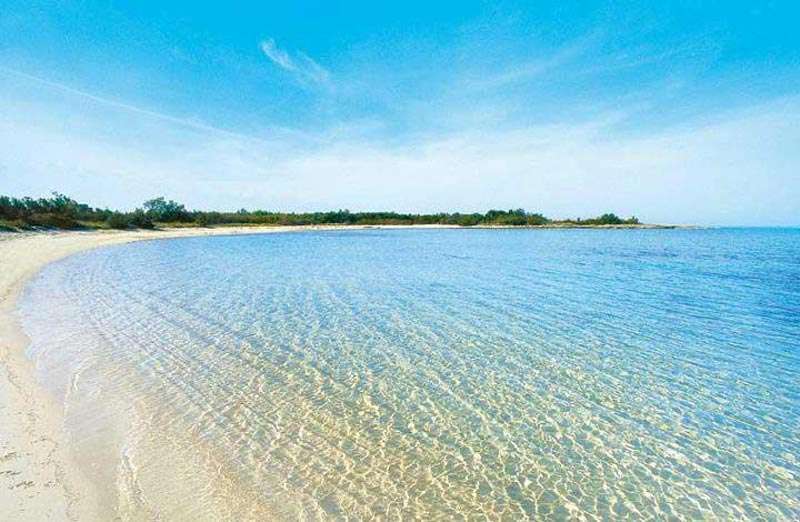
[0,193,640,230]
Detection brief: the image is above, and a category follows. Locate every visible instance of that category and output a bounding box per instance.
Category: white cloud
[260,38,330,85]
[2,81,798,225]
[258,103,800,225]
[297,52,330,84]
[2,67,798,225]
[260,39,294,70]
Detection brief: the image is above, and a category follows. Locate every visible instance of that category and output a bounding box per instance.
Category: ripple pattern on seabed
[20,228,800,519]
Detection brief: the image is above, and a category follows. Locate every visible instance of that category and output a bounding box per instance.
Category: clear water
[20,228,800,519]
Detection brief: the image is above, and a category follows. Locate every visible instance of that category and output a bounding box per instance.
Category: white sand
[0,225,458,520]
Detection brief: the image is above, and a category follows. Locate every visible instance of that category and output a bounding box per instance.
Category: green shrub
[194,213,209,226]
[128,209,155,229]
[0,220,20,231]
[106,213,130,229]
[0,191,646,229]
[27,212,79,228]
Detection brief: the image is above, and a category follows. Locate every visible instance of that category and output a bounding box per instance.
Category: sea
[19,228,800,519]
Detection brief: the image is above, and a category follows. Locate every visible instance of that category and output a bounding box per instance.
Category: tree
[142,197,189,222]
[596,213,624,225]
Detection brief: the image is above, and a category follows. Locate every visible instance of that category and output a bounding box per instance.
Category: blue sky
[1,1,798,224]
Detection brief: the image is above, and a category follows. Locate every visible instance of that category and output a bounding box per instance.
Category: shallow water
[20,228,800,519]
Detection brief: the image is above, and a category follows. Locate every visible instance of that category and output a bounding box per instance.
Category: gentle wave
[20,228,800,519]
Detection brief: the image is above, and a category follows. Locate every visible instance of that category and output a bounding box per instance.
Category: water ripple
[20,228,800,519]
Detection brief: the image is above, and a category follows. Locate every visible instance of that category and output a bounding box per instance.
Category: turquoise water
[20,228,800,519]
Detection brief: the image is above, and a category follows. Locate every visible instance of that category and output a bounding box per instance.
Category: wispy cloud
[0,65,318,146]
[3,66,798,225]
[260,38,294,70]
[0,65,281,145]
[469,32,600,91]
[260,38,330,85]
[3,45,798,225]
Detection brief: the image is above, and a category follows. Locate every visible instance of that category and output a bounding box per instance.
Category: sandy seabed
[1,222,680,519]
[0,225,457,520]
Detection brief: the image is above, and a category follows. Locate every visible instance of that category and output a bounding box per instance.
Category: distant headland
[0,192,677,231]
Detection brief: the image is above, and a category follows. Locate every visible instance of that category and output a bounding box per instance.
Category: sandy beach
[0,222,611,519]
[0,224,455,520]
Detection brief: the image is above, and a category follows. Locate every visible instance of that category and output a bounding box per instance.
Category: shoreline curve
[1,224,454,520]
[0,222,682,519]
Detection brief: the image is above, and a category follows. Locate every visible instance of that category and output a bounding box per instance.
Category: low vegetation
[0,193,641,231]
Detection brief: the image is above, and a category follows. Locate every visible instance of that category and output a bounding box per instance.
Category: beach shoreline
[1,224,460,520]
[0,222,683,519]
